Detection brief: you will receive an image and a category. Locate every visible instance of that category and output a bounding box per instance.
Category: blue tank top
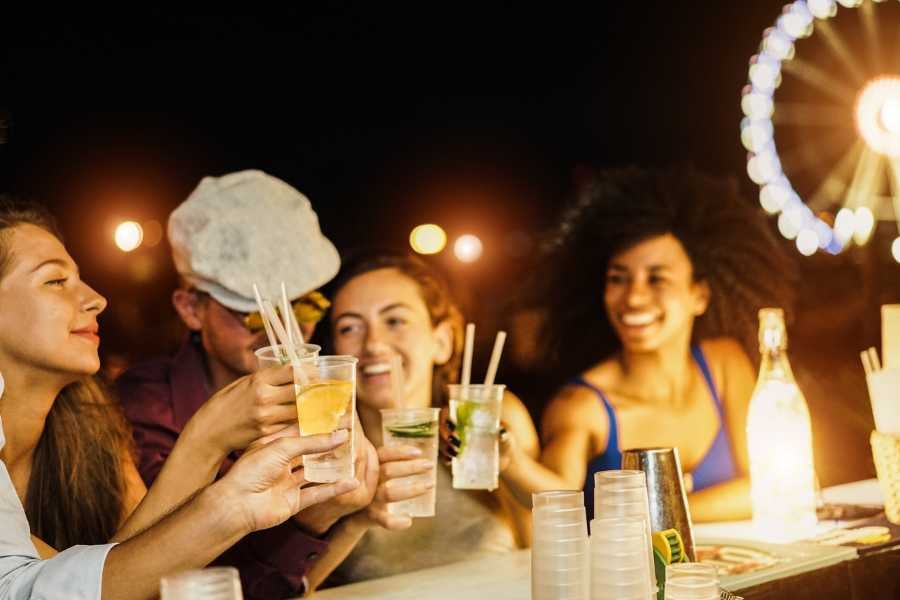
[577,346,737,521]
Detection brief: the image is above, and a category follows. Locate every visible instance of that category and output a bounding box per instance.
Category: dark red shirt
[117,335,328,599]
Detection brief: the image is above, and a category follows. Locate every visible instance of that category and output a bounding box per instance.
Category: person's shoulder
[699,337,753,371]
[543,375,609,429]
[501,389,530,418]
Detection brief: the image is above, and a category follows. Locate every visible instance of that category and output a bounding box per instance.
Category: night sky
[2,3,899,482]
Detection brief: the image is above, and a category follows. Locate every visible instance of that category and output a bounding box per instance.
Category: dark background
[3,3,900,486]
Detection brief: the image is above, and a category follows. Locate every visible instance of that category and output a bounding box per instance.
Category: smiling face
[0,224,108,383]
[603,233,709,354]
[331,268,453,411]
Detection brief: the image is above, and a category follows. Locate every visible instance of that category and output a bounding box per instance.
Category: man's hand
[186,363,298,458]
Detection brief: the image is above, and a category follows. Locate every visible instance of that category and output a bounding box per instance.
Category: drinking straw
[861,350,873,376]
[484,331,507,386]
[287,298,305,345]
[868,347,881,372]
[262,300,296,360]
[391,355,403,407]
[281,281,295,348]
[262,298,309,385]
[253,283,279,358]
[461,323,475,386]
[280,281,305,345]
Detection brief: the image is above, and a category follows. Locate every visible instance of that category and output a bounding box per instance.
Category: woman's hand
[292,417,381,535]
[218,428,360,533]
[185,362,298,458]
[438,407,457,465]
[439,407,517,472]
[352,444,435,531]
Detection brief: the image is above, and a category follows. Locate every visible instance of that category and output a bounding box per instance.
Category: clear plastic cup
[532,578,590,600]
[532,536,590,556]
[592,588,656,600]
[293,356,358,482]
[254,344,320,368]
[380,407,440,517]
[532,490,590,600]
[664,563,720,600]
[593,472,656,591]
[533,521,589,542]
[449,383,505,490]
[590,516,655,598]
[534,506,587,523]
[533,490,584,510]
[160,567,243,600]
[594,469,646,490]
[531,550,590,570]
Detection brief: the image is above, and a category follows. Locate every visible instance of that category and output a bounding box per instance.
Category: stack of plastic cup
[664,563,720,600]
[593,470,657,592]
[532,491,590,600]
[590,516,656,600]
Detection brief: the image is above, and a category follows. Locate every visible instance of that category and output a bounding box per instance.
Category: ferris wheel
[741,0,900,261]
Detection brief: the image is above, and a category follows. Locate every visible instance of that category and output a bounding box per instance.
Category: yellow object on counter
[652,529,686,564]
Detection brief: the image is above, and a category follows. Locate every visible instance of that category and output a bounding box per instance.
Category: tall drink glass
[449,383,505,490]
[381,407,440,517]
[294,355,357,482]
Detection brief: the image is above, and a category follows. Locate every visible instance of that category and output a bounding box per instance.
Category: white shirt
[0,409,116,599]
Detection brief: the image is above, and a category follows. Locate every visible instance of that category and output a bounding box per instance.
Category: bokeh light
[115,221,143,252]
[453,234,483,263]
[856,77,900,157]
[409,224,447,255]
[143,220,164,247]
[796,229,819,256]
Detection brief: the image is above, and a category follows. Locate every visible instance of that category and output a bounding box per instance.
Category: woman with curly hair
[533,167,794,522]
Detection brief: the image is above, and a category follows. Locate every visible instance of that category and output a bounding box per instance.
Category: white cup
[160,567,243,600]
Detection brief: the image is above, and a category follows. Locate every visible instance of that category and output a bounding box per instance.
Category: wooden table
[313,480,900,599]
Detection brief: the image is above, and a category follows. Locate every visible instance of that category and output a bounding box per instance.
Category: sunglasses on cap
[193,289,331,333]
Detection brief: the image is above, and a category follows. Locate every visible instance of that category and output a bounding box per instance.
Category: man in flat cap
[117,170,377,599]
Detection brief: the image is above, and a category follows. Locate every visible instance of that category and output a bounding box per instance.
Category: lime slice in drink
[386,421,437,438]
[455,400,481,456]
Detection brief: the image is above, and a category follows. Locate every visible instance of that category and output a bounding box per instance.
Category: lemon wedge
[297,380,353,435]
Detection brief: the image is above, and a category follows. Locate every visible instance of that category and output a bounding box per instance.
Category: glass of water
[449,384,505,490]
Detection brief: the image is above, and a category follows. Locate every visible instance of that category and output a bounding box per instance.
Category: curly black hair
[534,166,796,379]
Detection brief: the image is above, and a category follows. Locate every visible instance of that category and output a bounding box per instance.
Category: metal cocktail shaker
[621,447,696,561]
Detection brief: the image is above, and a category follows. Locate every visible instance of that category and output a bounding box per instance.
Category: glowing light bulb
[833,207,856,243]
[759,183,789,214]
[741,118,774,152]
[807,0,837,19]
[796,229,819,256]
[853,206,875,245]
[880,100,900,135]
[778,211,801,239]
[741,90,775,120]
[453,234,483,263]
[115,221,143,252]
[410,224,447,255]
[749,55,782,93]
[856,77,900,157]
